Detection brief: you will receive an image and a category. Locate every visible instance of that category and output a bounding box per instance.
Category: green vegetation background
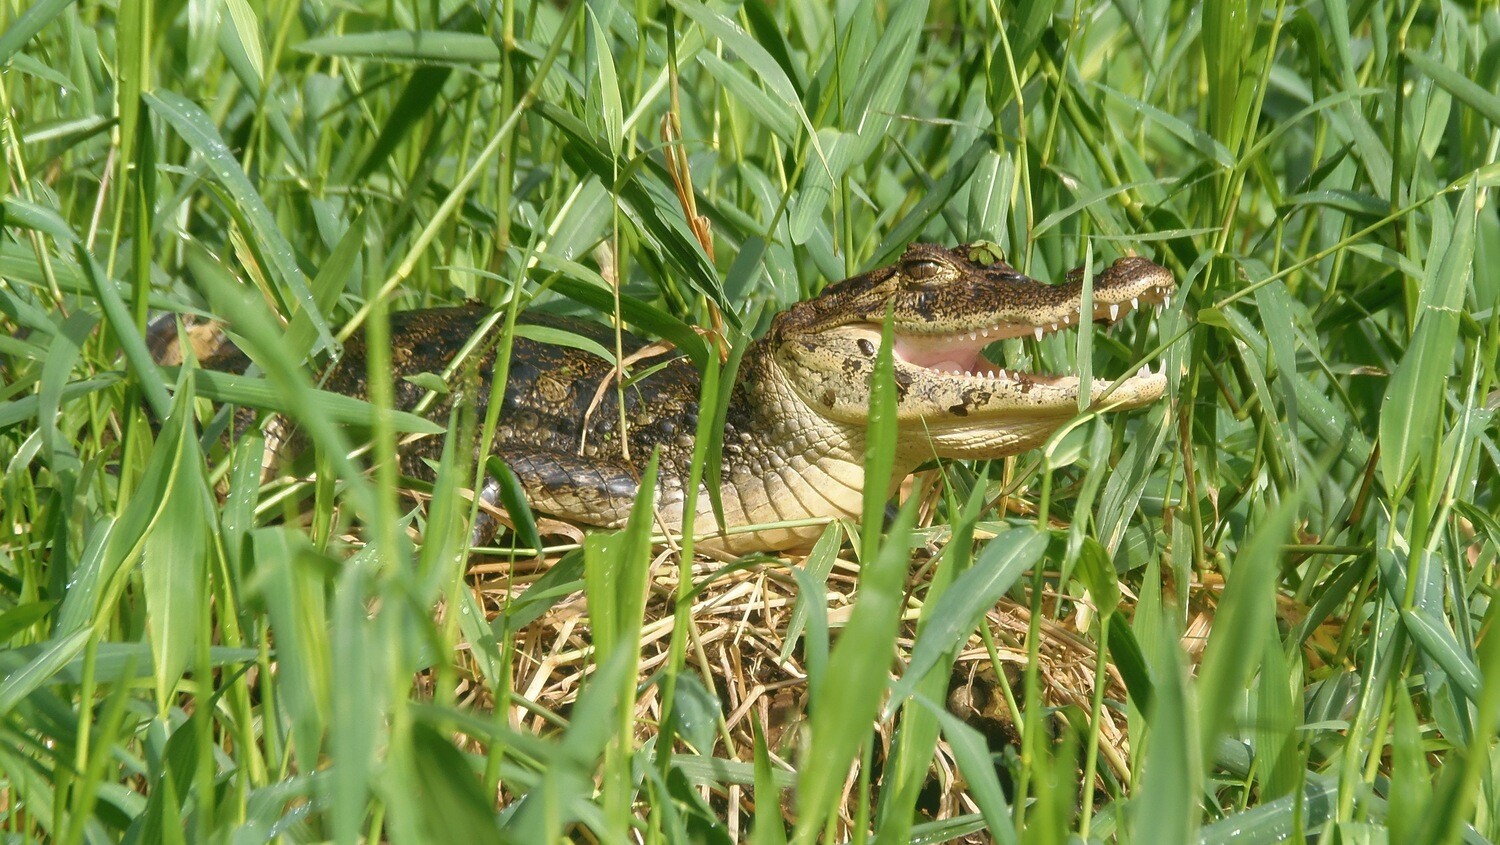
[1,0,1497,842]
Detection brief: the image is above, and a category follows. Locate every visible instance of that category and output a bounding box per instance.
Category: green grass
[3,0,1498,842]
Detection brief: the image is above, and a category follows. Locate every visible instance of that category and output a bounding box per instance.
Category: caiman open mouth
[885,277,1174,395]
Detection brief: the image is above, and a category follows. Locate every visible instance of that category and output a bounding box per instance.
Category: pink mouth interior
[893,333,993,375]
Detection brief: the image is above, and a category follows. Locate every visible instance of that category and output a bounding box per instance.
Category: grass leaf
[145,90,331,352]
[792,498,918,844]
[1379,183,1474,492]
[0,0,74,64]
[140,375,214,711]
[0,630,91,718]
[297,31,507,64]
[886,526,1049,710]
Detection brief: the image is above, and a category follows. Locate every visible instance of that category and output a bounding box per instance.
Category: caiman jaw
[772,248,1178,460]
[885,259,1174,406]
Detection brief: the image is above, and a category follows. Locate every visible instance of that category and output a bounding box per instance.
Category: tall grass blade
[410,721,506,844]
[0,0,74,64]
[1130,624,1199,843]
[791,497,918,844]
[1378,183,1474,492]
[859,310,899,563]
[885,526,1048,711]
[1195,493,1302,763]
[751,720,790,845]
[918,697,1019,845]
[872,480,987,844]
[139,377,214,710]
[585,8,623,158]
[779,522,841,660]
[144,91,330,351]
[0,630,91,718]
[1405,49,1500,128]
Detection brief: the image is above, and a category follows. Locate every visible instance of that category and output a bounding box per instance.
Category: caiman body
[309,244,1175,553]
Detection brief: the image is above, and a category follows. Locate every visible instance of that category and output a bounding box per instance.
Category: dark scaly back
[324,305,707,486]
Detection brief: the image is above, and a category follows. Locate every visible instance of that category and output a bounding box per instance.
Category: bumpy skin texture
[326,309,705,530]
[305,243,1175,552]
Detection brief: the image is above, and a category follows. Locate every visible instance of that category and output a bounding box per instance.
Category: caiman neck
[692,339,924,553]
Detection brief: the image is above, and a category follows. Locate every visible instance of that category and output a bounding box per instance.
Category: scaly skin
[317,243,1176,552]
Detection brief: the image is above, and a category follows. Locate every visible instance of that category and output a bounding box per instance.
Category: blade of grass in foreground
[792,300,906,840]
[779,522,842,662]
[1195,493,1303,766]
[751,719,791,845]
[500,645,635,840]
[1410,594,1500,843]
[584,450,659,837]
[139,374,215,712]
[329,557,381,844]
[253,528,333,775]
[1129,615,1198,844]
[1378,183,1473,497]
[408,721,506,845]
[790,496,918,845]
[0,630,92,719]
[0,0,73,64]
[884,525,1048,712]
[859,308,898,564]
[144,91,330,347]
[792,311,908,844]
[872,477,988,844]
[917,696,1019,845]
[74,244,170,420]
[50,376,214,641]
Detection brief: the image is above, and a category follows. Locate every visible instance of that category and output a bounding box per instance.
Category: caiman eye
[905,259,946,281]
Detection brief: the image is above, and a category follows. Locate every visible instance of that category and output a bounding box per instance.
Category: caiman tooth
[1164,293,1172,309]
[1108,303,1120,321]
[1131,296,1140,310]
[1137,363,1151,378]
[1033,326,1044,341]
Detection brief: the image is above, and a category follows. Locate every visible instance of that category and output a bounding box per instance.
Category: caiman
[180,243,1175,553]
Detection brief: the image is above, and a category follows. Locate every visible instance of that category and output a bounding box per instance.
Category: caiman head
[769,243,1176,459]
